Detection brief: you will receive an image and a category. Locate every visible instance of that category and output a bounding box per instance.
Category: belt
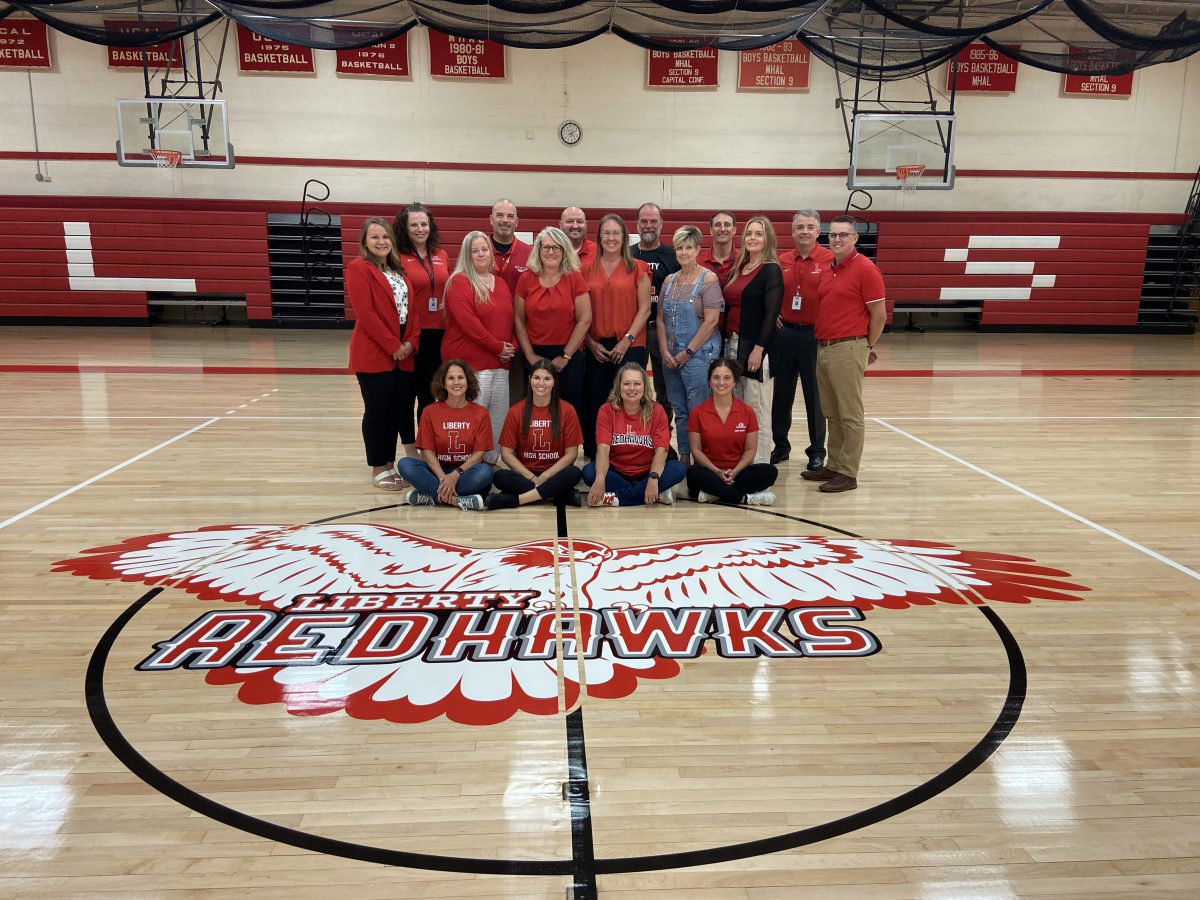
[817,335,867,348]
[781,322,814,331]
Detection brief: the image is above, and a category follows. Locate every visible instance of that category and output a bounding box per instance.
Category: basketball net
[150,149,184,170]
[896,164,925,194]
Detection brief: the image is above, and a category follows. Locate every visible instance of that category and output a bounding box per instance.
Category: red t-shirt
[415,401,493,466]
[515,270,589,346]
[779,245,835,325]
[583,257,649,346]
[596,402,670,478]
[814,250,886,341]
[492,237,532,296]
[499,401,583,473]
[399,250,451,330]
[442,274,515,372]
[688,396,758,470]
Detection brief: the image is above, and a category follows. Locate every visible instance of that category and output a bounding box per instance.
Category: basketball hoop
[150,149,184,169]
[896,164,925,194]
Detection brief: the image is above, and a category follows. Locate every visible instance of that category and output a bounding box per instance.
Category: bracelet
[563,353,572,361]
[868,345,876,350]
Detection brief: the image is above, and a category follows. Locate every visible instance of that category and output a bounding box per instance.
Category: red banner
[106,21,181,69]
[947,43,1019,92]
[427,31,505,79]
[336,33,410,77]
[647,48,718,88]
[737,41,809,91]
[236,24,314,74]
[0,18,52,69]
[1063,47,1134,96]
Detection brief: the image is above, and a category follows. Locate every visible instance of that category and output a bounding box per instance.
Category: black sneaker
[564,492,582,507]
[485,493,519,510]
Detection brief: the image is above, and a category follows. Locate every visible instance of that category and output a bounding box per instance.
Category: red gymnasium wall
[0,197,1185,328]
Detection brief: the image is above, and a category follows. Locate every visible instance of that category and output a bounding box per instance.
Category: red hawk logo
[55,525,1088,726]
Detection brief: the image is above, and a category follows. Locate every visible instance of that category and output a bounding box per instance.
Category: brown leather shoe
[819,473,858,493]
[801,467,837,482]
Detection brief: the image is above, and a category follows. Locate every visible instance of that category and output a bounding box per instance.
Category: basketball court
[2,324,1197,898]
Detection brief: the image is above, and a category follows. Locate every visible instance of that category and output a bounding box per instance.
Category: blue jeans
[664,354,714,457]
[397,458,493,503]
[581,459,686,506]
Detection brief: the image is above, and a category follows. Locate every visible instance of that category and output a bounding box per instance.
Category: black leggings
[531,344,585,424]
[356,368,416,466]
[413,328,444,417]
[686,463,778,504]
[493,466,583,501]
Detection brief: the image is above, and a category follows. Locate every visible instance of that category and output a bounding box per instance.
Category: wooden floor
[1,324,1198,899]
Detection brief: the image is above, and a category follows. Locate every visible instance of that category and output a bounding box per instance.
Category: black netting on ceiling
[8,0,1199,77]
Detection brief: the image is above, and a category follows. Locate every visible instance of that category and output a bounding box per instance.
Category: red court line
[3,364,1199,377]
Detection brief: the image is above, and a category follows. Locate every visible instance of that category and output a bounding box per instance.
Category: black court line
[84,504,1027,884]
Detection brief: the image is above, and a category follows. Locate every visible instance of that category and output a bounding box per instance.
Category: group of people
[346,199,886,510]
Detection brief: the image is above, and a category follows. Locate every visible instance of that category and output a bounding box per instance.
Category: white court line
[0,415,360,421]
[790,415,1200,422]
[874,417,1200,583]
[0,418,220,532]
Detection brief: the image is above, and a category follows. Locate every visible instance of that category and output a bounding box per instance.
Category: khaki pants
[815,339,869,478]
[734,356,773,465]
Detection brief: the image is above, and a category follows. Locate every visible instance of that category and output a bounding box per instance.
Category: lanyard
[415,251,436,293]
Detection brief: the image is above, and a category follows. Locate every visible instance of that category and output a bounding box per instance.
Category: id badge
[791,293,803,312]
[428,297,439,313]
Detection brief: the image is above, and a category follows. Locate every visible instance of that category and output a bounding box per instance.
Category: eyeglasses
[827,232,856,241]
[539,245,563,253]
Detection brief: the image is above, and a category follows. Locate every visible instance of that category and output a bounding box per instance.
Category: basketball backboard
[848,112,955,190]
[116,98,234,169]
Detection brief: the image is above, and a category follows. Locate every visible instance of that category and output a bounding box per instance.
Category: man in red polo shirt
[698,210,737,284]
[773,209,834,471]
[560,206,596,267]
[488,198,532,296]
[802,215,886,493]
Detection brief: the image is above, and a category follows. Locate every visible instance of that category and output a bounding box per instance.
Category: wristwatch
[648,472,660,480]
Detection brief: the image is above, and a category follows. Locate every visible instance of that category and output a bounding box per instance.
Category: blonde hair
[725,216,780,285]
[606,362,656,425]
[449,231,494,303]
[527,226,581,275]
[358,216,402,273]
[672,225,703,249]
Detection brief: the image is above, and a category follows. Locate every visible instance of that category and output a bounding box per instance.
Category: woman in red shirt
[346,216,421,492]
[513,226,591,421]
[581,214,651,458]
[488,360,584,510]
[443,231,517,464]
[394,203,451,418]
[686,358,778,505]
[396,360,494,511]
[582,362,685,507]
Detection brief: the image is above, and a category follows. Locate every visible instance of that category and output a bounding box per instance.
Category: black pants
[583,341,648,456]
[770,323,825,459]
[356,368,416,466]
[645,322,673,425]
[686,463,778,504]
[494,466,583,501]
[531,343,585,425]
[414,328,444,417]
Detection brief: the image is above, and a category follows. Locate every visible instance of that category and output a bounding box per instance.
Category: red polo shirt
[779,245,835,325]
[491,237,532,296]
[574,239,598,269]
[814,250,886,341]
[687,396,758,470]
[698,247,736,284]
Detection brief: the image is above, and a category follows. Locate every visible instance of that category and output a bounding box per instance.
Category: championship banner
[427,31,505,79]
[105,21,182,69]
[336,33,410,78]
[1063,47,1134,96]
[647,47,718,88]
[236,24,315,74]
[947,43,1019,92]
[0,18,52,69]
[737,41,809,91]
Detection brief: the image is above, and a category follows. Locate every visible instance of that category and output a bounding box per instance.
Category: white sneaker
[657,488,674,505]
[601,492,619,507]
[695,491,718,504]
[745,490,776,506]
[406,490,435,507]
[457,494,484,511]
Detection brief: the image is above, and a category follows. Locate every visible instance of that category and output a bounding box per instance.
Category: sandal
[372,469,407,492]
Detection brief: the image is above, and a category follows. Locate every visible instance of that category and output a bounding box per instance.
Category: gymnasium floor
[1,324,1198,899]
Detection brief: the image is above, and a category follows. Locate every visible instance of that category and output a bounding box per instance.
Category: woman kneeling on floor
[583,362,685,507]
[398,360,494,510]
[686,357,779,506]
[488,359,584,510]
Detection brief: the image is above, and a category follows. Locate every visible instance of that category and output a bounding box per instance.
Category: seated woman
[582,362,686,507]
[397,360,494,510]
[686,358,779,506]
[488,360,584,509]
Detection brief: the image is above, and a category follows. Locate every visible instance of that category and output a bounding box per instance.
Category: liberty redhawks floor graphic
[56,524,1090,727]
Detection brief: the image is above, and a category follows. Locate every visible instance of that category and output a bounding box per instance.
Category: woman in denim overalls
[657,226,725,465]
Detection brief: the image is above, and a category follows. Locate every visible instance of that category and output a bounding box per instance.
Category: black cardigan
[729,262,783,382]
